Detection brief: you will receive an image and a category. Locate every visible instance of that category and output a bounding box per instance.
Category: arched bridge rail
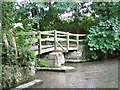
[16,30,87,55]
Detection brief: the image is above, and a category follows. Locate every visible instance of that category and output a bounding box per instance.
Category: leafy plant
[91,2,120,22]
[18,49,36,66]
[15,28,37,66]
[2,2,37,89]
[85,18,120,60]
[36,58,47,67]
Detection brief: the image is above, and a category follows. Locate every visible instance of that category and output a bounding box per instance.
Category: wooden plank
[16,31,38,36]
[78,34,87,36]
[38,32,42,54]
[54,30,57,51]
[30,45,38,50]
[55,50,68,52]
[41,37,54,41]
[62,44,76,47]
[69,39,76,42]
[57,42,66,50]
[55,46,77,51]
[25,31,38,35]
[57,34,67,37]
[41,33,54,36]
[30,45,54,50]
[56,47,67,51]
[68,47,77,50]
[40,30,54,33]
[42,45,54,49]
[57,38,66,41]
[41,47,54,54]
[76,34,79,50]
[40,31,54,36]
[69,33,77,36]
[79,39,84,42]
[24,31,38,35]
[67,32,69,50]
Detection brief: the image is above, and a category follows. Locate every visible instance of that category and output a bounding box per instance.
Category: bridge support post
[54,30,57,51]
[48,52,65,67]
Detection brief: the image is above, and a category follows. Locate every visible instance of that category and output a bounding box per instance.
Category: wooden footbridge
[19,30,87,55]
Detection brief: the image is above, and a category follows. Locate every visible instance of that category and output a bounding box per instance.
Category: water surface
[34,59,118,88]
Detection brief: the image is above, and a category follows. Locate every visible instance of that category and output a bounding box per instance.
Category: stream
[32,59,118,88]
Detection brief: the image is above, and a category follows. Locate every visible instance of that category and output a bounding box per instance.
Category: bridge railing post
[46,36,50,45]
[54,30,57,51]
[38,31,42,55]
[67,32,69,51]
[76,34,79,50]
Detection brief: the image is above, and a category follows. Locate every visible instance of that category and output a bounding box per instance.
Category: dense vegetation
[1,1,120,89]
[86,18,120,59]
[86,2,120,59]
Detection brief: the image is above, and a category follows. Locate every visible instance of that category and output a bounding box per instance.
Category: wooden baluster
[67,32,69,51]
[54,30,57,51]
[46,36,49,45]
[38,31,42,55]
[76,34,79,50]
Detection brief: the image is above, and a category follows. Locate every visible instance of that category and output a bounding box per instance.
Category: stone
[36,66,76,72]
[65,59,88,63]
[11,79,43,90]
[2,65,35,89]
[48,52,65,67]
[64,50,82,59]
[29,61,35,76]
[71,51,82,57]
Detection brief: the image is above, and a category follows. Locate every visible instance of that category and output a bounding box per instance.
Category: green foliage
[2,1,120,89]
[2,65,34,89]
[78,16,96,33]
[14,2,95,34]
[2,2,36,89]
[92,2,120,22]
[2,2,15,29]
[2,42,17,65]
[15,32,37,66]
[18,49,36,66]
[86,18,120,60]
[2,2,17,65]
[36,58,47,67]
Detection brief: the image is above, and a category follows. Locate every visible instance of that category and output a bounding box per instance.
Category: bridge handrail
[16,30,87,54]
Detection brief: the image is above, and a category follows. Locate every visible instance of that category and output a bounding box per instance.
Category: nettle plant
[86,18,120,60]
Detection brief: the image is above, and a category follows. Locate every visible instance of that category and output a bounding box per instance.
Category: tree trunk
[8,29,18,59]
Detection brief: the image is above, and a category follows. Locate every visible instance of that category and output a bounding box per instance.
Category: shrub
[36,58,47,67]
[85,18,120,60]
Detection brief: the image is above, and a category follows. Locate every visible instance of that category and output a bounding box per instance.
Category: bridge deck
[31,45,77,54]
